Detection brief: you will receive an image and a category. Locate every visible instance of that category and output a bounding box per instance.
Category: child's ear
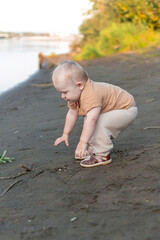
[76,81,84,91]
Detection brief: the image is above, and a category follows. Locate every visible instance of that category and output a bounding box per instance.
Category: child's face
[53,79,82,102]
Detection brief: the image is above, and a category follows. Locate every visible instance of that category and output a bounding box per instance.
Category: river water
[0,38,70,94]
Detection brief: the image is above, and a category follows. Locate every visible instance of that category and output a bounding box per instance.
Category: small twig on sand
[148,165,160,174]
[145,98,154,103]
[143,143,160,151]
[31,83,53,88]
[0,180,22,197]
[144,126,160,130]
[0,171,27,180]
[20,164,33,171]
[0,165,33,180]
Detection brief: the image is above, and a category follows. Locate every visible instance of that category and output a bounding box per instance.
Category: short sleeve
[79,80,102,116]
[81,95,102,114]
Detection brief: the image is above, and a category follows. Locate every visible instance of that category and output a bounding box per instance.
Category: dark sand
[0,49,160,240]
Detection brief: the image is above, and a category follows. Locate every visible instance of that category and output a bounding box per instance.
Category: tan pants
[88,107,138,157]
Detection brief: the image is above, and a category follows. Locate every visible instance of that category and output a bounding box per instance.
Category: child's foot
[75,148,93,160]
[80,154,112,167]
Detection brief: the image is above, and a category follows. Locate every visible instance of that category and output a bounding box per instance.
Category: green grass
[0,150,14,164]
[74,22,160,60]
[74,43,102,61]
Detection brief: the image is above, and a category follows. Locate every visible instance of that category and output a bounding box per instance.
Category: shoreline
[0,69,44,104]
[0,50,160,239]
[0,69,39,96]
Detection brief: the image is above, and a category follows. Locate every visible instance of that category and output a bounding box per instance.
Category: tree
[79,0,160,45]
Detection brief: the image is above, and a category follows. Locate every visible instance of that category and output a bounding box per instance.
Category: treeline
[73,0,160,60]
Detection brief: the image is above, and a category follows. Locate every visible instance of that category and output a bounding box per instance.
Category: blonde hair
[52,61,88,85]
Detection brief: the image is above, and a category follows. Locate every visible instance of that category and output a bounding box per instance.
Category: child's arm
[75,106,101,158]
[54,108,79,146]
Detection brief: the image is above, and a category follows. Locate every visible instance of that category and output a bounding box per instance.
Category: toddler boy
[52,61,138,167]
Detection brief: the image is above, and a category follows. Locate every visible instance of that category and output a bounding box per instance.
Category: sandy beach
[0,49,160,240]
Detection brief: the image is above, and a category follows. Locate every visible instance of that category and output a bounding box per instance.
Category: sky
[0,0,91,34]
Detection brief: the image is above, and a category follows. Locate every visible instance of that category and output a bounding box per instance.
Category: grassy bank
[74,23,160,61]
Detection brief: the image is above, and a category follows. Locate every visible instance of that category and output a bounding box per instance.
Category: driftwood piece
[38,52,73,69]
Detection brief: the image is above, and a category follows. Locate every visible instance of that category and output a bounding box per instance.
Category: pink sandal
[80,154,112,167]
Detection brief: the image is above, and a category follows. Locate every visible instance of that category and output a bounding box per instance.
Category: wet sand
[0,49,160,240]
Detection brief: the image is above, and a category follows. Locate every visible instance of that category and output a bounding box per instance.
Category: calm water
[0,38,70,94]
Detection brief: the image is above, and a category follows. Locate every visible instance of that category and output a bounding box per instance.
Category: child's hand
[54,133,69,146]
[75,141,88,158]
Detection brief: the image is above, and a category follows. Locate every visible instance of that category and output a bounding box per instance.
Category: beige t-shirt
[68,79,135,116]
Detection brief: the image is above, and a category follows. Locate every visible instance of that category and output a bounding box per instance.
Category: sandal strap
[82,154,111,165]
[93,154,111,162]
[101,154,111,161]
[82,155,99,165]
